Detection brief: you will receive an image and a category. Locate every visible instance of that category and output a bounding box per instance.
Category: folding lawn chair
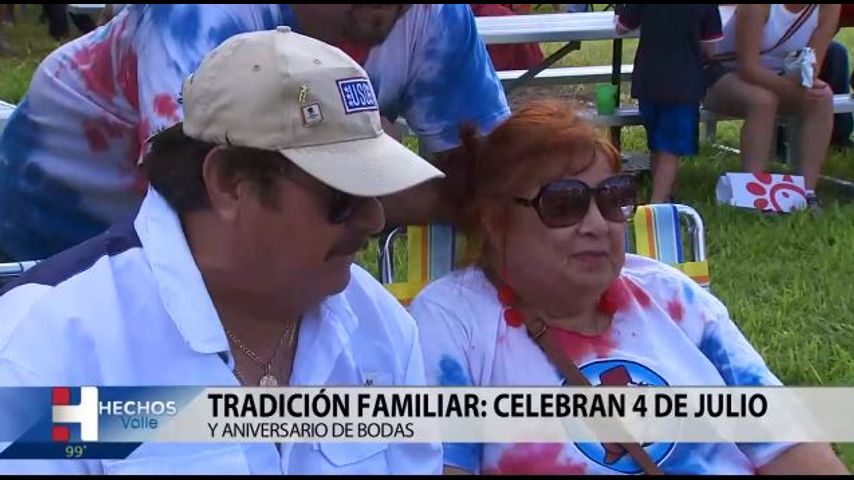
[379,203,711,304]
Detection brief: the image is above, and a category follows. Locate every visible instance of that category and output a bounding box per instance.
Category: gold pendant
[259,374,279,387]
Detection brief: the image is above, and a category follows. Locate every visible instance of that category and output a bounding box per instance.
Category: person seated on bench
[0,4,509,262]
[703,4,840,210]
[616,5,723,204]
[408,99,848,475]
[785,5,854,150]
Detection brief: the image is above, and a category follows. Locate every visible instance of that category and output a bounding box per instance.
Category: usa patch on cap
[337,78,378,114]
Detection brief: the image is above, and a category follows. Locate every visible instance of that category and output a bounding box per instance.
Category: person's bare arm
[379,5,506,226]
[377,116,455,227]
[757,443,848,475]
[807,4,841,74]
[380,145,470,226]
[735,5,804,98]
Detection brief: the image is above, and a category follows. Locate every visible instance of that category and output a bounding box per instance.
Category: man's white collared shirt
[0,188,441,474]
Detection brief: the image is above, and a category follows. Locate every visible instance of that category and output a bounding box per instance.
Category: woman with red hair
[409,99,847,475]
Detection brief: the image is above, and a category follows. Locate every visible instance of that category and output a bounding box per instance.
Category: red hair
[457,98,620,267]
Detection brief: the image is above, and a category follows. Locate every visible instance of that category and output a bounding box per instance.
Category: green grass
[3,6,854,468]
[0,8,62,103]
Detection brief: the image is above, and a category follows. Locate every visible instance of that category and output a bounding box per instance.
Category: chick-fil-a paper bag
[716,173,807,213]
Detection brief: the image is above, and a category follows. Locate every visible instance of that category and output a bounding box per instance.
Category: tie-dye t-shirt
[0,4,508,260]
[409,254,793,475]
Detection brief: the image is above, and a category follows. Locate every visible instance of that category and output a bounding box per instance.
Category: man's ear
[202,146,242,222]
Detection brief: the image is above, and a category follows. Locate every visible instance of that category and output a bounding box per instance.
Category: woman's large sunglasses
[513,175,638,228]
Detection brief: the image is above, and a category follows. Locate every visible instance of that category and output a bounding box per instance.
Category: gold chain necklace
[226,321,298,386]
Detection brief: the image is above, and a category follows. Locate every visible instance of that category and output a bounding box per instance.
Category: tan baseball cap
[180,26,444,197]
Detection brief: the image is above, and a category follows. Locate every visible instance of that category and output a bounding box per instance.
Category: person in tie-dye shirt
[409,99,847,475]
[0,4,508,261]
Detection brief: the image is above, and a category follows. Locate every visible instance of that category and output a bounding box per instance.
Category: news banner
[1,387,853,460]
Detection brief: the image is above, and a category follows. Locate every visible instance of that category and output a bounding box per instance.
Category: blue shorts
[638,100,699,156]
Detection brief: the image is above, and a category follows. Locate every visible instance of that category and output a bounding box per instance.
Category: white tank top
[716,4,818,72]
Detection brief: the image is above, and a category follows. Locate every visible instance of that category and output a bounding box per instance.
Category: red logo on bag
[745,174,806,212]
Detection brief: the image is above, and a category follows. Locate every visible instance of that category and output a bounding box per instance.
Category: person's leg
[820,41,852,146]
[639,100,662,202]
[651,104,699,203]
[650,151,678,204]
[704,72,779,174]
[640,100,681,203]
[777,85,834,192]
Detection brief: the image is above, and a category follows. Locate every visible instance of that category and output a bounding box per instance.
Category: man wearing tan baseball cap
[179,25,444,198]
[0,28,442,474]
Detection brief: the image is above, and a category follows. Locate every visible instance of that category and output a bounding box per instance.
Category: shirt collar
[134,187,362,384]
[134,187,229,355]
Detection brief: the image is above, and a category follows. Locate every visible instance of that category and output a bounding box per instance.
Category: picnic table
[476,10,637,93]
[475,6,736,143]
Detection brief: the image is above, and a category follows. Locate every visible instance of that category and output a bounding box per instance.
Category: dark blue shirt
[618,4,723,104]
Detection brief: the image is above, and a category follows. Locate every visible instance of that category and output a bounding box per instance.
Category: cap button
[277,26,292,34]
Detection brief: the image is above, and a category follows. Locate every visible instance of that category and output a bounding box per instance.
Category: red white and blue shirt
[0,4,508,260]
[409,255,793,475]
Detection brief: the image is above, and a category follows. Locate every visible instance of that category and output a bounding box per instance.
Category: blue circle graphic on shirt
[567,359,674,474]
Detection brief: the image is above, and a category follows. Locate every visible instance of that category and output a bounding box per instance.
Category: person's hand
[810,78,829,90]
[782,74,828,100]
[806,77,831,99]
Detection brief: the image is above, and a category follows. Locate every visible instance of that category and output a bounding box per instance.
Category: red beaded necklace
[497,285,524,328]
[497,281,621,329]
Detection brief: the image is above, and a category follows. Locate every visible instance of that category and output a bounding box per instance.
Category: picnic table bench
[497,64,633,88]
[581,94,854,169]
[476,10,640,96]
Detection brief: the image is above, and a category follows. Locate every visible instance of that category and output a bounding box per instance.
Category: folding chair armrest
[0,261,38,279]
[632,204,710,290]
[379,227,405,284]
[674,204,707,263]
